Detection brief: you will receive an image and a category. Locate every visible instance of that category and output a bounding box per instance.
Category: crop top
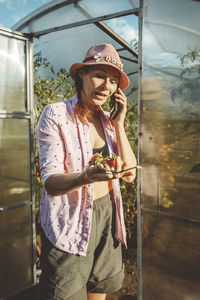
[93,143,109,156]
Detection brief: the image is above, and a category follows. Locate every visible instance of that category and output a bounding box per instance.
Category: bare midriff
[88,116,113,200]
[93,180,112,200]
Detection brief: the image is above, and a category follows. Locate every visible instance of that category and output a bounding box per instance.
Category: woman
[36,43,137,300]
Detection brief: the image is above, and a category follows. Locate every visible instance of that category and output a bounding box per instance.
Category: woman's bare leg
[87,292,106,300]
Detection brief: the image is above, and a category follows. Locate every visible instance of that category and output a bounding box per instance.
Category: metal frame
[28,34,37,289]
[0,27,36,298]
[32,9,139,39]
[137,1,144,299]
[12,0,139,59]
[12,0,81,32]
[0,25,30,39]
[0,111,31,119]
[75,1,138,59]
[0,201,32,212]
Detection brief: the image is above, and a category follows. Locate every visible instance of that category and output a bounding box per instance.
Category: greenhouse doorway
[1,1,140,298]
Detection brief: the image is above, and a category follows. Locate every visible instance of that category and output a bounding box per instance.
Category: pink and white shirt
[36,94,127,256]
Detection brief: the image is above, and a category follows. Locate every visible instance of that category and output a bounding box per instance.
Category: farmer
[36,43,137,300]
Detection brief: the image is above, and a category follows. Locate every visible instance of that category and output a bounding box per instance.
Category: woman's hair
[73,66,90,123]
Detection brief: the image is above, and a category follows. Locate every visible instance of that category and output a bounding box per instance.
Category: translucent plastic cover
[12,0,139,33]
[140,0,200,298]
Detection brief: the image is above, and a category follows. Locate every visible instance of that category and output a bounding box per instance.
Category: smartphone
[110,86,120,120]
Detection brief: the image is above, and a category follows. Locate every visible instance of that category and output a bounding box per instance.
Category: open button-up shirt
[36,94,127,256]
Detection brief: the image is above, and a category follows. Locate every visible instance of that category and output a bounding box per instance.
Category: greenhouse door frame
[29,8,143,299]
[1,1,143,298]
[0,26,36,299]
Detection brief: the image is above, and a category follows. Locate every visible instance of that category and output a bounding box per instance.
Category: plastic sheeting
[139,0,200,298]
[12,0,139,95]
[13,0,139,33]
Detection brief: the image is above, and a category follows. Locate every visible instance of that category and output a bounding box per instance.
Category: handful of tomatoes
[89,152,122,170]
[89,152,141,174]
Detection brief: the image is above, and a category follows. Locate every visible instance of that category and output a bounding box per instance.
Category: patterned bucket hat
[69,43,130,90]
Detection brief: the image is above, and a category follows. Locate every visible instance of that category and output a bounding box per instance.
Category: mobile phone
[110,86,120,120]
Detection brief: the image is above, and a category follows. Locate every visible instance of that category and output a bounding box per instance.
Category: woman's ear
[79,68,86,80]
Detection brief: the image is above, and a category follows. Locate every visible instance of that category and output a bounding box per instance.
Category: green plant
[171,49,200,103]
[33,52,75,209]
[103,88,138,240]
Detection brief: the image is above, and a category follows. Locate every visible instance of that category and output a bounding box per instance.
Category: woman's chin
[83,95,108,108]
[92,95,108,105]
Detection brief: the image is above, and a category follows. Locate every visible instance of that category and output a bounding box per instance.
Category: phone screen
[110,86,120,119]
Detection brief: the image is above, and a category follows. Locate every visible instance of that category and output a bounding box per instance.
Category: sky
[106,15,138,46]
[0,0,182,70]
[0,0,138,44]
[0,0,181,69]
[0,0,51,28]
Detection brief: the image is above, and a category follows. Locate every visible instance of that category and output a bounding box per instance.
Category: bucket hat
[69,43,130,90]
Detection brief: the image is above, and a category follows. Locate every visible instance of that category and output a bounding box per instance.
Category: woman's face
[79,65,119,108]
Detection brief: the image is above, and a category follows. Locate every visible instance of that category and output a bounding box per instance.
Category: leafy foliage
[171,49,200,103]
[33,52,75,209]
[34,52,75,123]
[152,50,200,211]
[102,87,138,240]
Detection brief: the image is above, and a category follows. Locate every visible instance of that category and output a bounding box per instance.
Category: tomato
[89,153,123,170]
[104,155,124,169]
[104,155,116,169]
[126,208,130,213]
[89,153,104,166]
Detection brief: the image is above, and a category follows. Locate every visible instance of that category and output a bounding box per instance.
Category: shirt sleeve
[35,104,66,183]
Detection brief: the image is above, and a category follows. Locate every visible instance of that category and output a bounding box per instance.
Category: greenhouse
[0,0,200,299]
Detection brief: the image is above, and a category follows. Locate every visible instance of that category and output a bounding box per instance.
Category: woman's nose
[102,78,111,89]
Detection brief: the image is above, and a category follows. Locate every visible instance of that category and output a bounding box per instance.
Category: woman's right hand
[83,156,128,183]
[83,165,112,183]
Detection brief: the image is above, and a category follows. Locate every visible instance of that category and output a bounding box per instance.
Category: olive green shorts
[39,193,124,300]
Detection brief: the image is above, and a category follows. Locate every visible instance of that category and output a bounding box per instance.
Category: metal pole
[137,0,144,299]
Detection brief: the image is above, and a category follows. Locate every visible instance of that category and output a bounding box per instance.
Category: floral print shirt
[36,94,127,256]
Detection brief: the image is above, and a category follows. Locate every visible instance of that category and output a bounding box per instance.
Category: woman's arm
[111,88,137,182]
[45,172,89,196]
[114,125,137,182]
[45,163,123,196]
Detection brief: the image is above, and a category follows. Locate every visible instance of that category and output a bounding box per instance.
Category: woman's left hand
[110,88,127,126]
